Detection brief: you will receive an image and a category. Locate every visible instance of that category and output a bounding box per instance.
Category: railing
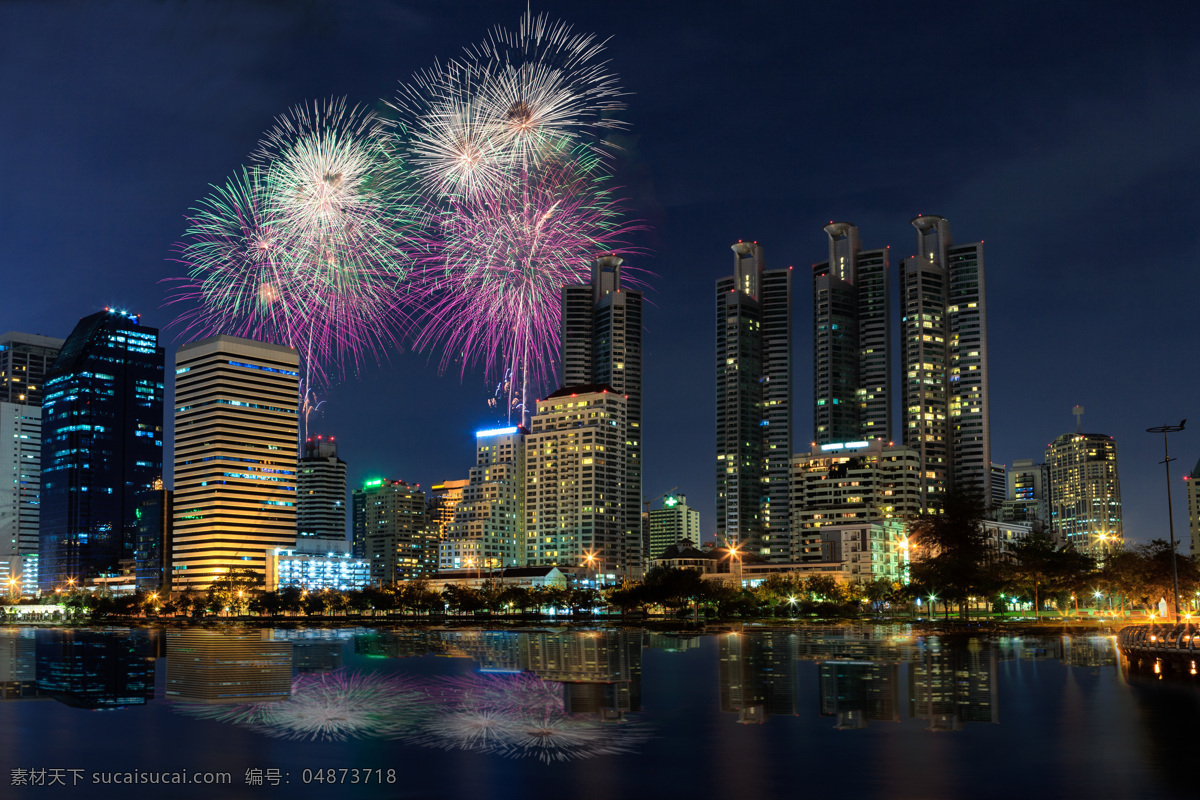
[1117,624,1200,654]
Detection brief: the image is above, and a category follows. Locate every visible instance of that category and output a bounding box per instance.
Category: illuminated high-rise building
[352,478,432,584]
[998,459,1049,528]
[646,492,700,561]
[428,479,469,539]
[526,386,630,576]
[789,439,922,563]
[812,223,891,445]
[561,255,643,574]
[38,310,163,591]
[716,242,792,560]
[297,436,347,546]
[1186,459,1200,557]
[1045,431,1123,555]
[899,215,990,508]
[171,336,298,590]
[440,426,525,571]
[1,332,64,571]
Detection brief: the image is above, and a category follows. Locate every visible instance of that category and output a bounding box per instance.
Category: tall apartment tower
[1045,431,1123,555]
[297,436,347,546]
[351,478,432,584]
[812,223,891,445]
[440,426,526,571]
[171,336,298,590]
[716,242,792,560]
[562,255,643,572]
[1,332,64,566]
[38,311,163,591]
[526,387,630,576]
[899,215,990,509]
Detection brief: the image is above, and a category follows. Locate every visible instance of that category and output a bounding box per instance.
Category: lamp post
[1147,420,1186,625]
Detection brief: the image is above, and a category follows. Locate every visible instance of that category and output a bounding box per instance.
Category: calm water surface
[1,624,1197,799]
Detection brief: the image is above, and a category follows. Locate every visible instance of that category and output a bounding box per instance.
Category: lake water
[1,624,1197,799]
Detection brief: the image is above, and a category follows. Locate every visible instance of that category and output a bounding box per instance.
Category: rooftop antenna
[1073,405,1085,434]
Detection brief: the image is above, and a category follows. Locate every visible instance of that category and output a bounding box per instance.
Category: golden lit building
[1045,432,1122,555]
[526,386,630,577]
[171,336,299,590]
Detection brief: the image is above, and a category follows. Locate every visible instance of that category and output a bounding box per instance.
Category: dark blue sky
[3,0,1198,544]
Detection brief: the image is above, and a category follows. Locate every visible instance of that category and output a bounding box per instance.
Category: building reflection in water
[718,630,798,723]
[908,637,998,731]
[34,628,156,709]
[819,661,900,729]
[0,627,40,702]
[356,628,644,721]
[165,629,292,704]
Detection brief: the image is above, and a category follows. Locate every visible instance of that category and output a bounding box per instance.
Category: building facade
[297,436,347,546]
[646,492,700,561]
[812,222,891,445]
[526,386,630,576]
[134,480,172,593]
[352,478,433,584]
[171,336,298,591]
[789,439,922,562]
[998,459,1049,529]
[38,310,163,591]
[716,242,792,560]
[898,215,991,509]
[1,332,64,569]
[1045,432,1123,555]
[440,426,526,571]
[561,255,644,575]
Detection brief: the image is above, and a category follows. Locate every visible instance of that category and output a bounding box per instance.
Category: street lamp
[582,550,599,589]
[1147,420,1186,624]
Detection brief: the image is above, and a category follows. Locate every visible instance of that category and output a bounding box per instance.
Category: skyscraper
[561,255,643,574]
[1045,431,1123,555]
[1,332,64,574]
[38,310,163,591]
[440,426,526,571]
[899,215,990,508]
[716,242,792,559]
[1186,459,1200,557]
[812,223,891,445]
[297,436,347,546]
[171,336,298,590]
[352,478,432,584]
[526,386,629,576]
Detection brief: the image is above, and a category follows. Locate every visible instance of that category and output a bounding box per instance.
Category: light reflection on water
[1,625,1197,799]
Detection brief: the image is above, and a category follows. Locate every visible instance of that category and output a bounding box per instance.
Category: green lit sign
[664,495,679,508]
[364,479,384,488]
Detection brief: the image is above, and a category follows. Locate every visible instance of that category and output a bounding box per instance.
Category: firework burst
[413,149,639,412]
[167,98,423,388]
[390,11,642,421]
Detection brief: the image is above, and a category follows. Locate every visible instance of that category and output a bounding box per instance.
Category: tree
[1005,531,1095,620]
[907,489,999,618]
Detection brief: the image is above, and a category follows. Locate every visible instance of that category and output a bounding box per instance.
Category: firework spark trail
[167,99,423,389]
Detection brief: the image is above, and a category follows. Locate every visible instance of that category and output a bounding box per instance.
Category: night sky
[3,0,1198,545]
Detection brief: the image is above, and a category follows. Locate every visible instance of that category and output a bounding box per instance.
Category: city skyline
[2,2,1197,545]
